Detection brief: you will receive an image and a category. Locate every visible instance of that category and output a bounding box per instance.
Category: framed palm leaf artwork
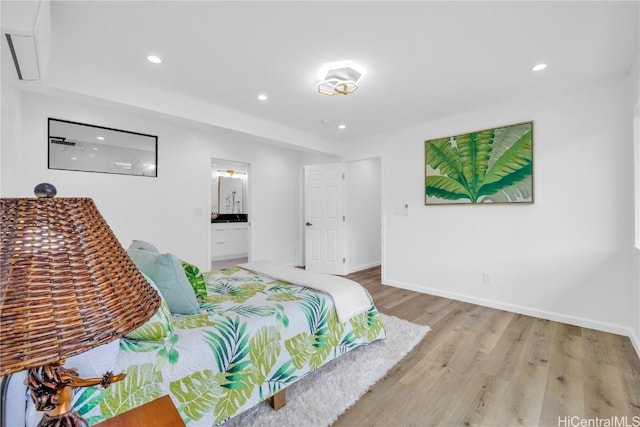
[425,121,534,205]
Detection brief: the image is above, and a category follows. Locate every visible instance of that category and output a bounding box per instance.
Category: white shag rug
[223,313,430,427]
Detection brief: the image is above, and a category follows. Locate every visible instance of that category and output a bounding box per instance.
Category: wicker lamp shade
[0,196,161,377]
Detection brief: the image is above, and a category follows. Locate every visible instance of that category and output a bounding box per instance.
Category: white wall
[344,75,636,336]
[346,158,381,273]
[0,83,21,193]
[631,45,640,354]
[1,89,329,269]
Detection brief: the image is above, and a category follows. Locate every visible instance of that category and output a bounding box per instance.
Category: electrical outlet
[482,272,492,284]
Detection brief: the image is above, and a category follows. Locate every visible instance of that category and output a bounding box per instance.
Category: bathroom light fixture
[317,61,365,96]
[532,63,547,71]
[217,170,246,178]
[147,55,162,64]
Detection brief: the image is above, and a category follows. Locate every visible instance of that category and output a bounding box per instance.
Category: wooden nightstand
[95,395,186,427]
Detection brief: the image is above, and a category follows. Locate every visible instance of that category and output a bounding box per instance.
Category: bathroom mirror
[211,159,248,216]
[218,176,244,214]
[48,118,158,177]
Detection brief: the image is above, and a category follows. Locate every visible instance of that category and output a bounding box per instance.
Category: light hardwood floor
[334,267,640,427]
[211,258,248,270]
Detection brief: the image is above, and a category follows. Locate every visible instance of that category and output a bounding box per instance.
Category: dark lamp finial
[34,183,57,198]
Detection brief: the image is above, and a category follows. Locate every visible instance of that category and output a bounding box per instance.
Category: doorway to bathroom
[210,158,250,270]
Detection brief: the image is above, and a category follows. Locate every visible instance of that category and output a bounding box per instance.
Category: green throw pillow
[125,273,174,341]
[180,260,207,302]
[126,249,201,315]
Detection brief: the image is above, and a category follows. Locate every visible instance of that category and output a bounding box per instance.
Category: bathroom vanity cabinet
[211,222,248,261]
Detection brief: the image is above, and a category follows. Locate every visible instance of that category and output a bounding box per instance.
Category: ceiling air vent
[5,33,40,81]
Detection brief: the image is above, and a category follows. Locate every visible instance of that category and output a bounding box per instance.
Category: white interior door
[304,163,346,275]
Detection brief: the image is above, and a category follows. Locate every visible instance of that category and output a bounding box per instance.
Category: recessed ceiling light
[96,136,104,140]
[338,124,347,130]
[147,55,162,64]
[257,94,268,101]
[532,63,547,71]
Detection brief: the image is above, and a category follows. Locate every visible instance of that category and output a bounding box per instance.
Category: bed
[17,258,386,426]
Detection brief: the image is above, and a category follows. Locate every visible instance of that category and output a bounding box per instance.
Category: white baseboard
[630,329,640,360]
[382,277,632,339]
[348,261,381,275]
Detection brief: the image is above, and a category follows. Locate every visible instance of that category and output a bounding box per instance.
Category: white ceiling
[3,1,639,150]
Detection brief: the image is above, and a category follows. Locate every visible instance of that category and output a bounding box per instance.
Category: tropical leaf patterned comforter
[76,266,386,426]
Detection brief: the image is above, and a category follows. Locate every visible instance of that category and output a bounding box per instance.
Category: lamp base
[26,360,125,427]
[38,410,88,427]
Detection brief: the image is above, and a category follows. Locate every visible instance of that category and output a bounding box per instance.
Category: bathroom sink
[211,213,248,223]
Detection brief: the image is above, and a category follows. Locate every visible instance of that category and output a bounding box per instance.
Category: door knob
[306,222,313,226]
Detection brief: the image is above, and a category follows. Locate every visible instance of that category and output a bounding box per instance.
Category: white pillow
[5,371,28,427]
[65,339,120,377]
[26,398,40,427]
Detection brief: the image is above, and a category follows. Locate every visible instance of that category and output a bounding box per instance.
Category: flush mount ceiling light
[257,94,268,101]
[317,61,365,96]
[532,63,547,71]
